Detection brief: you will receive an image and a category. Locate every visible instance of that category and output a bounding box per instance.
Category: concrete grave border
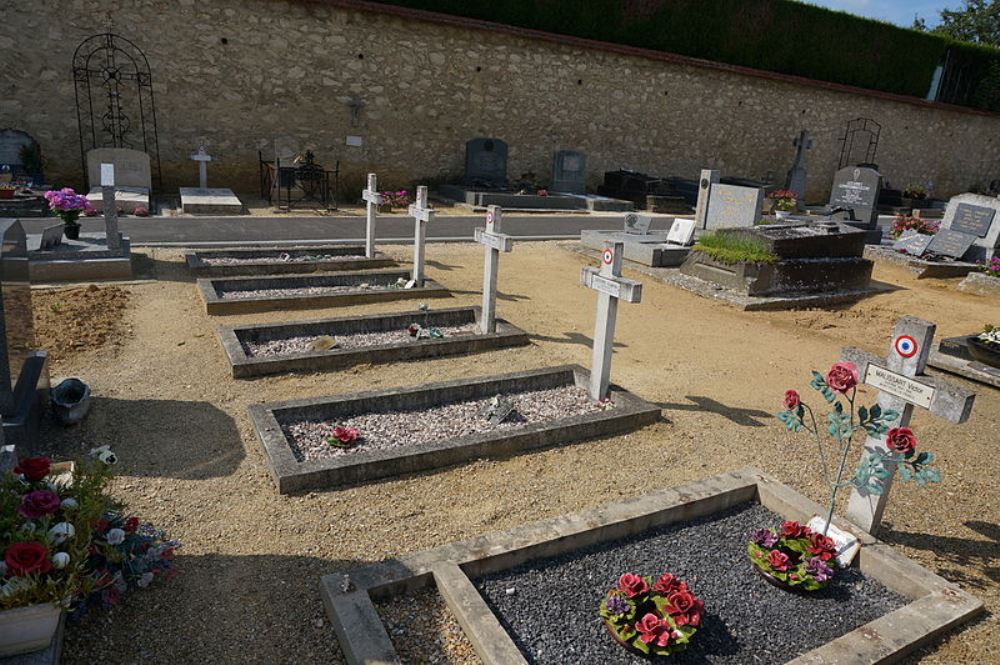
[319,467,983,665]
[249,364,659,494]
[863,245,978,279]
[185,245,396,277]
[218,306,530,378]
[929,336,1000,389]
[957,271,1000,297]
[197,269,450,315]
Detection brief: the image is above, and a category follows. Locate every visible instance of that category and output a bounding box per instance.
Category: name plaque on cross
[475,205,514,334]
[863,364,935,410]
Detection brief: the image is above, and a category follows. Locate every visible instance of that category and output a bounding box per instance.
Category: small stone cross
[189,143,213,189]
[100,163,122,251]
[474,205,514,334]
[841,316,975,533]
[580,242,642,400]
[361,173,383,259]
[407,186,434,285]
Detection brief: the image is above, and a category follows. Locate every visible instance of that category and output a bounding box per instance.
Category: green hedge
[371,0,1000,110]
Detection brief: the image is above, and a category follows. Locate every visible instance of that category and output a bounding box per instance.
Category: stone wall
[2,0,1000,202]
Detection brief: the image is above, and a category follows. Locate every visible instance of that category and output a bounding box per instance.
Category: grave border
[218,306,530,378]
[863,245,978,279]
[248,364,659,494]
[185,245,396,277]
[197,269,450,315]
[319,468,983,665]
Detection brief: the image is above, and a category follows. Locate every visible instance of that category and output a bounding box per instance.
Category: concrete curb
[957,271,1000,296]
[185,245,396,276]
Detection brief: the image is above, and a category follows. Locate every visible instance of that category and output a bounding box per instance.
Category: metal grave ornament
[478,395,517,426]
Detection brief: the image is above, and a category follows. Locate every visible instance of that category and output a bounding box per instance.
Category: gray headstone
[623,213,653,235]
[925,228,978,260]
[785,130,812,209]
[551,150,587,194]
[39,225,63,250]
[0,129,38,171]
[940,193,1000,262]
[86,148,151,191]
[695,169,720,229]
[705,184,764,229]
[892,230,932,257]
[828,166,882,228]
[0,220,34,413]
[464,138,508,189]
[666,218,696,246]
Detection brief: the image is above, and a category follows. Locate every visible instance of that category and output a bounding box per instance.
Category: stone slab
[957,271,1000,296]
[928,336,1000,389]
[85,187,149,214]
[580,230,690,267]
[864,245,979,279]
[249,364,659,494]
[185,245,395,277]
[320,468,982,665]
[27,233,132,283]
[219,306,530,378]
[437,185,587,210]
[179,187,246,215]
[197,270,451,315]
[940,193,1000,262]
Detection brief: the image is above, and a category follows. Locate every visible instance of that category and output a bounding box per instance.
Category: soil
[31,285,132,369]
[30,243,997,664]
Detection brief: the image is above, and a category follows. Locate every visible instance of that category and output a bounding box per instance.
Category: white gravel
[202,253,363,265]
[218,283,389,300]
[283,385,608,462]
[244,324,480,357]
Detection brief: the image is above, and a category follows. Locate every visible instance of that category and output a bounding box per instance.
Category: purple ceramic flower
[751,528,777,548]
[805,557,833,583]
[605,594,629,615]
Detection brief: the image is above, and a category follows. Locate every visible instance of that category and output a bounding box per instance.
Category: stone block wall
[2,0,999,202]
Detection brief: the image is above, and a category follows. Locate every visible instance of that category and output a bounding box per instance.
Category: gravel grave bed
[243,323,480,357]
[475,502,908,664]
[377,587,483,665]
[283,385,607,463]
[218,283,391,300]
[202,253,363,265]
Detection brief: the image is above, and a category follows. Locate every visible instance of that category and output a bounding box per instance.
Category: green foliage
[692,232,778,265]
[928,0,1000,47]
[854,448,942,495]
[809,371,837,403]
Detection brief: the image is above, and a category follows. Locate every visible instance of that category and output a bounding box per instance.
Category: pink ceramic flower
[635,613,672,647]
[825,361,859,393]
[616,573,649,598]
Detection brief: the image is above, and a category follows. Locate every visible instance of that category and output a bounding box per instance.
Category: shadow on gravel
[879,522,1000,590]
[530,331,626,349]
[657,396,773,427]
[425,259,463,272]
[130,253,197,284]
[446,287,531,302]
[36,396,244,480]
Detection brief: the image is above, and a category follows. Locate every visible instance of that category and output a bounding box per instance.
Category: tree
[914,0,1000,47]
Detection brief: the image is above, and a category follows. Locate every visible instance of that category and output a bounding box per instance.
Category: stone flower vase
[51,378,92,426]
[0,603,61,656]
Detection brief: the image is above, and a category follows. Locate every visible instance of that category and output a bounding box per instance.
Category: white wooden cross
[473,205,514,334]
[100,163,122,250]
[841,316,975,533]
[189,143,213,189]
[580,242,642,400]
[361,173,384,259]
[407,185,434,285]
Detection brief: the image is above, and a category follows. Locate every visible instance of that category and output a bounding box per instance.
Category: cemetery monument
[179,142,246,214]
[84,147,151,213]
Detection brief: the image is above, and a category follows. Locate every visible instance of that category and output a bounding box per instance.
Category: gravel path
[377,588,483,665]
[283,386,606,462]
[475,503,908,664]
[218,283,389,300]
[202,253,363,265]
[244,323,479,357]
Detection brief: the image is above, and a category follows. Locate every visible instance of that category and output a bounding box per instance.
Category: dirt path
[35,243,997,664]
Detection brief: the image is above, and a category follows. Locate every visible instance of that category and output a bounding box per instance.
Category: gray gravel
[218,282,387,300]
[244,324,480,357]
[475,503,908,664]
[283,386,607,462]
[202,253,363,265]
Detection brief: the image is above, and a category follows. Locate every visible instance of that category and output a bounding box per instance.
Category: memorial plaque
[0,220,34,408]
[623,213,652,235]
[551,150,587,194]
[864,364,936,409]
[666,218,696,246]
[828,166,882,227]
[951,203,995,238]
[892,230,932,257]
[926,228,976,260]
[705,184,764,230]
[589,273,623,299]
[464,138,508,189]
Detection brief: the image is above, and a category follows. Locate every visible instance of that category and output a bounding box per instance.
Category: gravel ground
[202,253,363,265]
[283,386,606,462]
[377,588,483,665]
[476,503,908,664]
[218,283,389,300]
[244,323,479,357]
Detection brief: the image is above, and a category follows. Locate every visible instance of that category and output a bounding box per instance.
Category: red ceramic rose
[124,517,140,533]
[18,490,62,519]
[767,549,791,571]
[666,589,703,627]
[617,572,649,598]
[652,572,683,595]
[328,426,360,448]
[780,520,807,539]
[807,532,837,561]
[5,542,53,576]
[13,457,51,482]
[635,613,673,647]
[885,427,917,456]
[825,361,859,393]
[783,390,800,410]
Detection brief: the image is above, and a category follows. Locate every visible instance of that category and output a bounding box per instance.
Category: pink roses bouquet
[748,520,838,590]
[599,571,703,657]
[43,188,93,226]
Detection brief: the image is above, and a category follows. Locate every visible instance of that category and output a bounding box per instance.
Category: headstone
[580,242,642,400]
[189,143,213,189]
[361,173,384,259]
[407,186,434,285]
[939,193,1000,262]
[785,130,812,210]
[101,164,122,251]
[464,138,508,189]
[925,228,977,260]
[474,205,514,334]
[0,221,35,413]
[704,184,764,230]
[551,150,587,194]
[892,230,932,257]
[623,213,652,235]
[39,225,63,250]
[666,218,696,246]
[86,148,151,191]
[841,316,975,533]
[828,166,882,227]
[694,169,720,229]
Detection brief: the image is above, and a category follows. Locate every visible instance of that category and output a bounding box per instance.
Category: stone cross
[407,185,434,285]
[695,169,720,229]
[786,130,812,210]
[841,316,975,534]
[100,163,122,251]
[580,242,642,400]
[473,205,514,334]
[361,173,383,259]
[189,143,213,189]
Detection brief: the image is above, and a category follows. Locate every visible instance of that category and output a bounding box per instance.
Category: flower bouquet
[599,572,702,658]
[769,189,797,214]
[978,256,1000,278]
[43,188,93,239]
[890,213,939,240]
[327,426,360,449]
[748,521,837,591]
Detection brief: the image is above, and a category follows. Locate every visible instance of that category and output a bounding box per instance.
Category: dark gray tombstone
[551,150,587,194]
[464,138,508,189]
[926,228,977,260]
[828,166,883,228]
[940,194,1000,262]
[892,230,932,257]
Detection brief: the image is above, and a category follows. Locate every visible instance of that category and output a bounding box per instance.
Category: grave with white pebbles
[185,245,395,277]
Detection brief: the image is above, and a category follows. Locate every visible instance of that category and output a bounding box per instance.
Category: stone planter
[0,603,61,656]
[967,337,1000,369]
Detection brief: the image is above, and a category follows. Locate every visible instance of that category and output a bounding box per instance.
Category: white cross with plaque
[407,185,434,285]
[841,316,975,533]
[474,205,514,334]
[581,242,642,400]
[361,173,384,259]
[100,163,122,250]
[189,143,213,189]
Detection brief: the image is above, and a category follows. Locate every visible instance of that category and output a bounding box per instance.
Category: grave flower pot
[0,603,61,657]
[62,223,80,240]
[51,377,91,426]
[967,336,1000,369]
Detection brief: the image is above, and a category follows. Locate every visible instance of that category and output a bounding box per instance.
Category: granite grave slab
[185,245,395,277]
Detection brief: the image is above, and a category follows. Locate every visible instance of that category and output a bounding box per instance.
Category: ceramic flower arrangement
[327,426,360,449]
[748,520,838,590]
[599,572,702,657]
[769,189,797,213]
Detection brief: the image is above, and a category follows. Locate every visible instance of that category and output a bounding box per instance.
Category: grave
[185,245,395,277]
[407,186,433,286]
[957,270,1000,297]
[826,166,883,243]
[704,183,764,230]
[598,169,690,213]
[930,333,1000,389]
[937,193,1000,263]
[179,143,245,215]
[579,214,695,267]
[84,148,151,213]
[197,269,450,315]
[0,220,49,447]
[320,468,983,665]
[550,150,587,194]
[473,205,514,334]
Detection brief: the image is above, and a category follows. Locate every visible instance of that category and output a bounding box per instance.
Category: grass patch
[693,232,778,265]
